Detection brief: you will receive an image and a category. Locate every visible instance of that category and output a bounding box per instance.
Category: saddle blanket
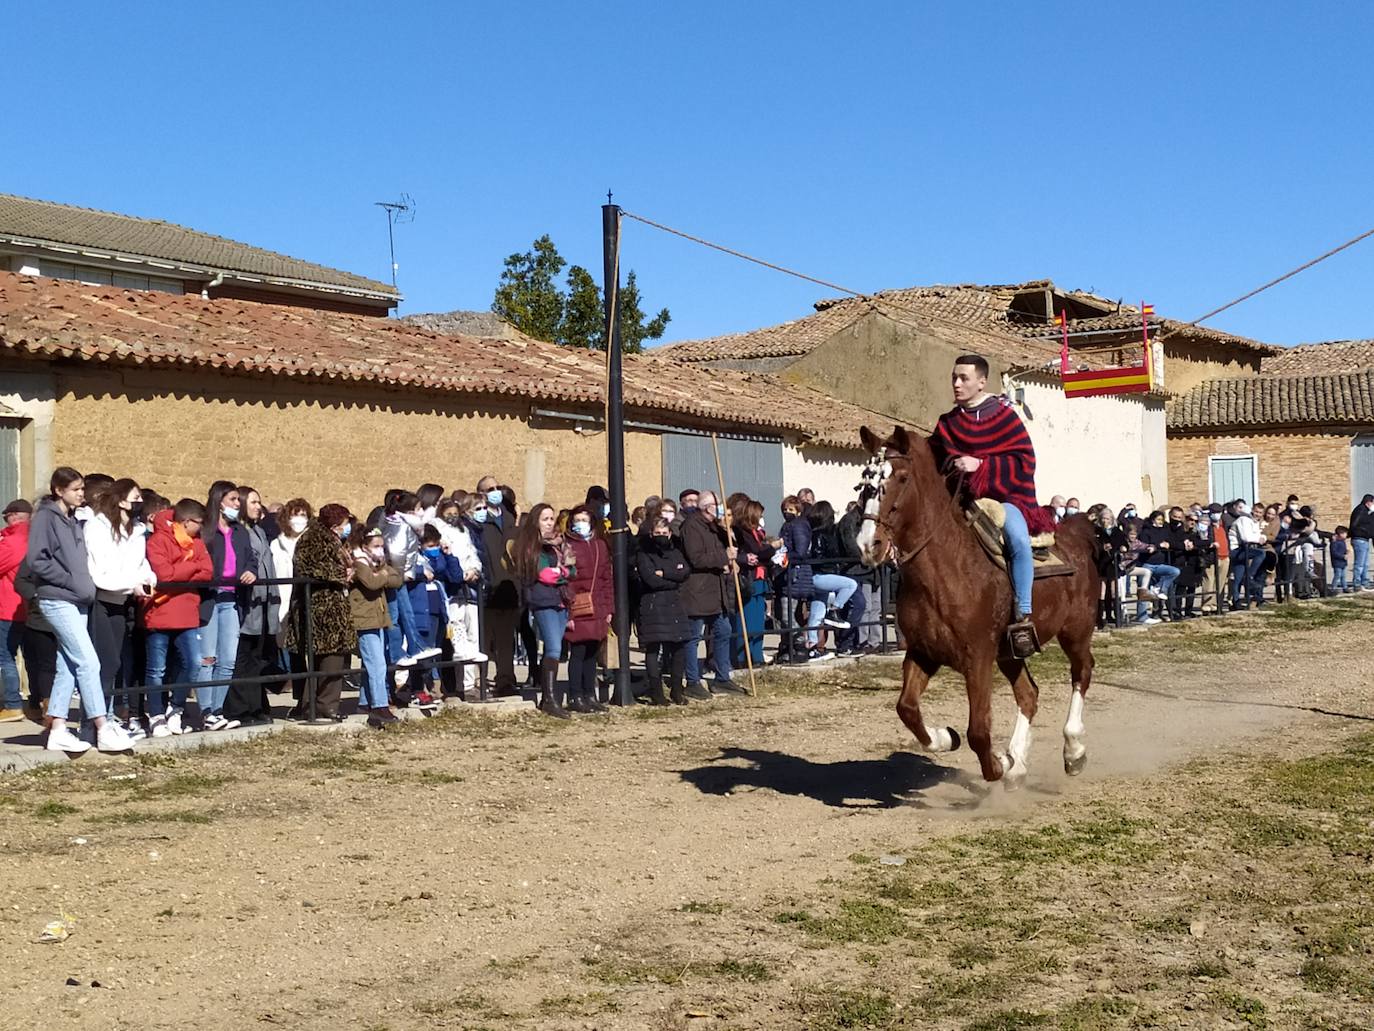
[968,499,1073,580]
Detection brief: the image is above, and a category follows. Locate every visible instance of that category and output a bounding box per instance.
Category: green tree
[491,234,566,342]
[559,264,604,349]
[615,270,671,354]
[492,235,672,352]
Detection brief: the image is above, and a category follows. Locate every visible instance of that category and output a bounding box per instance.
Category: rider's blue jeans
[1002,503,1034,618]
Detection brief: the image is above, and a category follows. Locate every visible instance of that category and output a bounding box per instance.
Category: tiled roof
[1262,339,1374,376]
[661,280,1277,367]
[0,193,396,299]
[1168,370,1374,430]
[401,310,524,340]
[0,272,891,449]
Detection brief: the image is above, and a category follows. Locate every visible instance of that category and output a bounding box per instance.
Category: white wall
[1017,381,1166,513]
[783,442,867,510]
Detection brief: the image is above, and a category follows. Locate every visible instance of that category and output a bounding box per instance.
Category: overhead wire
[622,209,1374,358]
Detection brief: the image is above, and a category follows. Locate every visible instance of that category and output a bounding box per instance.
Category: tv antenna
[374,193,415,293]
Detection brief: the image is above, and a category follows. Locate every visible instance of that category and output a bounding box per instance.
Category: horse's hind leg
[1061,634,1094,776]
[897,650,958,753]
[996,657,1039,791]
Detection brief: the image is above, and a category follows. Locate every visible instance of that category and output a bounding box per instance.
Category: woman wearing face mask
[514,503,570,719]
[636,508,692,704]
[284,504,355,720]
[84,477,157,738]
[225,486,280,726]
[270,499,312,711]
[416,483,445,528]
[561,505,613,714]
[199,480,253,731]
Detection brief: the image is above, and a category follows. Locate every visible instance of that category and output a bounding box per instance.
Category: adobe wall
[47,365,662,515]
[1162,337,1266,396]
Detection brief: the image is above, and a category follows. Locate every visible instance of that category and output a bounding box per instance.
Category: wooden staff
[711,433,757,696]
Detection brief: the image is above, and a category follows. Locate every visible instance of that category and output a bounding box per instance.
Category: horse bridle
[858,453,935,566]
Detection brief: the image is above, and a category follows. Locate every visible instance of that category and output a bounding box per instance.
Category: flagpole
[1141,300,1152,387]
[1059,310,1070,375]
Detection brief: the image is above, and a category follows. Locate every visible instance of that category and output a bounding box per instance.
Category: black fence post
[303,579,317,723]
[476,591,489,702]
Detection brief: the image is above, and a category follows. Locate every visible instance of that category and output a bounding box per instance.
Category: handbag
[569,543,600,619]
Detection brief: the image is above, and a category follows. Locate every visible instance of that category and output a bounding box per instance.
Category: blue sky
[6,2,1373,346]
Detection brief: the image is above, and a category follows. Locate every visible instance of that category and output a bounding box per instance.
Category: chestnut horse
[856,425,1100,786]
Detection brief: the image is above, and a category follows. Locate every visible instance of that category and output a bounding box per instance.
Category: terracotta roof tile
[1168,369,1374,430]
[0,193,395,298]
[1261,339,1374,376]
[0,272,890,449]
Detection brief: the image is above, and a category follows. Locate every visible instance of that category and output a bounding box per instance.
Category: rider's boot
[1006,614,1041,660]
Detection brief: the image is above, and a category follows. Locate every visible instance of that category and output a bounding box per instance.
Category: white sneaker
[46,726,91,754]
[204,714,227,732]
[97,721,135,753]
[1140,616,1162,626]
[410,647,442,662]
[822,610,851,629]
[150,714,171,738]
[393,669,410,688]
[167,709,190,735]
[220,717,241,731]
[124,718,147,741]
[396,656,418,668]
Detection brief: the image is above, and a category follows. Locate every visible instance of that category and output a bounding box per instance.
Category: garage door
[661,434,784,521]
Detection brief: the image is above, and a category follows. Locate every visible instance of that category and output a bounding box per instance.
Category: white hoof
[1063,746,1088,776]
[999,751,1026,790]
[926,726,961,753]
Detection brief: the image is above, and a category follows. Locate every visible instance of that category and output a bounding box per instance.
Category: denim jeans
[531,606,569,665]
[807,573,859,646]
[198,598,240,716]
[0,618,22,709]
[144,627,201,715]
[687,612,732,684]
[356,628,388,709]
[35,598,105,722]
[732,578,768,667]
[1138,563,1180,620]
[385,586,423,664]
[1332,563,1348,591]
[1001,503,1034,617]
[1353,537,1371,588]
[1229,546,1267,607]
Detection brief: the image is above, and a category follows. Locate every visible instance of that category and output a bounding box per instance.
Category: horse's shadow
[676,747,984,809]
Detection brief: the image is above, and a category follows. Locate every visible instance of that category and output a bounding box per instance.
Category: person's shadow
[676,746,982,809]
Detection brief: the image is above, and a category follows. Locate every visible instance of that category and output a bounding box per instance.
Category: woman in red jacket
[562,504,614,714]
[142,500,213,737]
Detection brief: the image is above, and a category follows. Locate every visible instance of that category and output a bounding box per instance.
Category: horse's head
[856,424,947,565]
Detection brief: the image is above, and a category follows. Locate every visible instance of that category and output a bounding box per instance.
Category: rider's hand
[953,456,982,474]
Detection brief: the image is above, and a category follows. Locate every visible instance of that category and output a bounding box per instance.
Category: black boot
[647,674,670,706]
[537,657,569,719]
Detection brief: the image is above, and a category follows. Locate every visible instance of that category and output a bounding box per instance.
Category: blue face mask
[472,508,488,524]
[572,522,593,539]
[486,490,503,507]
[223,507,240,523]
[337,523,352,540]
[601,503,610,518]
[423,546,442,559]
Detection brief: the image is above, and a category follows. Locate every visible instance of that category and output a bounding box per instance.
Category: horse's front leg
[996,658,1039,791]
[965,658,1005,782]
[897,650,959,753]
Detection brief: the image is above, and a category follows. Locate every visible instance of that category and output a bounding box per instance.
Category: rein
[861,455,969,568]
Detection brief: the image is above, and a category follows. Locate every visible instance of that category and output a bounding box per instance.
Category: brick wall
[50,366,662,516]
[1167,430,1354,521]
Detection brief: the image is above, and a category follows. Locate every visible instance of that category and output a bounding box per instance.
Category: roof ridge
[0,192,395,297]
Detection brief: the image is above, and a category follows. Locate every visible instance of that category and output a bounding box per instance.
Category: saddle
[966,499,1073,580]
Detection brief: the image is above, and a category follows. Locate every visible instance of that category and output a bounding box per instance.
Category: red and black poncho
[933,396,1056,535]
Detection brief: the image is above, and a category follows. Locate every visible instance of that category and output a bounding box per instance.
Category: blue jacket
[777,515,814,599]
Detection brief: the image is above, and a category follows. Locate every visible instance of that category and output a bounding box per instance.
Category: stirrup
[1006,619,1041,659]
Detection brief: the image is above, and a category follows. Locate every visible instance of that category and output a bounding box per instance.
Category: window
[1350,435,1374,509]
[0,420,20,508]
[38,259,184,295]
[1208,455,1258,505]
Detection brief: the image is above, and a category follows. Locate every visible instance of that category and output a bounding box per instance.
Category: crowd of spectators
[0,469,875,752]
[1082,492,1361,628]
[2,468,1361,755]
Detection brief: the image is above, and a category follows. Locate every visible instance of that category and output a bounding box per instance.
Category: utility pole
[602,198,633,706]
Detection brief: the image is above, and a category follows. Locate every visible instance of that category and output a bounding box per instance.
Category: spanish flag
[1141,303,1155,316]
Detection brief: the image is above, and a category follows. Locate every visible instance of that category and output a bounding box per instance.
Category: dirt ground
[3,600,1373,1030]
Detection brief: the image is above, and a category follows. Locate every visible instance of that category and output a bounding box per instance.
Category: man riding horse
[934,354,1056,659]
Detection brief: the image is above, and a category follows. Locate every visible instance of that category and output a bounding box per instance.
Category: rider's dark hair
[954,354,989,378]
